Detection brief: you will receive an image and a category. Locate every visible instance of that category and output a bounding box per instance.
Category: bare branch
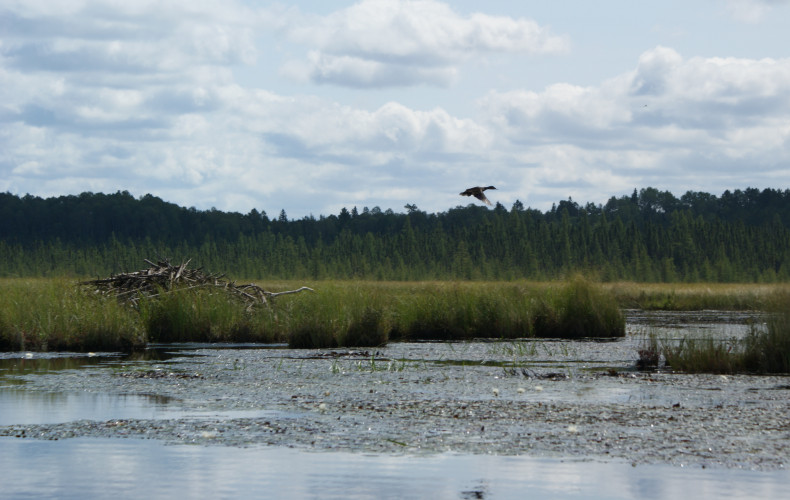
[80,259,313,309]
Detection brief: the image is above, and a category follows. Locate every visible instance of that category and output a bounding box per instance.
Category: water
[0,388,288,426]
[1,437,786,500]
[1,313,788,498]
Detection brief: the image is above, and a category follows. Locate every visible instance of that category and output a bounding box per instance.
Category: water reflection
[1,438,786,500]
[0,350,174,378]
[0,389,287,426]
[0,389,181,425]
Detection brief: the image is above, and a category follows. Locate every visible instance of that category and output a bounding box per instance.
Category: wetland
[2,295,790,498]
[2,312,788,470]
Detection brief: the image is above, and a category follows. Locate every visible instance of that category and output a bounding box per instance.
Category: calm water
[1,315,788,499]
[2,437,787,500]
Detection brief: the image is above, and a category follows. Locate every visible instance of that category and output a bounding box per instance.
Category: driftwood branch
[80,258,313,309]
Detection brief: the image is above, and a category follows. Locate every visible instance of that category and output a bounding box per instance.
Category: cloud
[280,0,569,88]
[1,1,789,217]
[477,46,790,206]
[280,51,458,88]
[481,46,790,139]
[725,0,790,23]
[0,1,258,78]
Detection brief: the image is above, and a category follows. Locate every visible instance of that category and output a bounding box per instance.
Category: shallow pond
[1,311,788,499]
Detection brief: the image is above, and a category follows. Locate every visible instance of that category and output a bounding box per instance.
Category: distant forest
[1,187,789,282]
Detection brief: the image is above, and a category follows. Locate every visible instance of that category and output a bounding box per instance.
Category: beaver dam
[80,258,315,309]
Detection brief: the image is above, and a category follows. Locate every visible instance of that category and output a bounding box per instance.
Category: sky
[2,0,790,218]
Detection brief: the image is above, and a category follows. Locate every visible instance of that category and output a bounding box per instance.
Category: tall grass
[388,283,533,340]
[387,277,624,341]
[662,336,742,373]
[0,279,144,351]
[286,283,389,348]
[1,277,626,351]
[641,290,790,374]
[137,287,280,344]
[292,277,625,345]
[740,291,790,373]
[534,276,624,338]
[607,282,783,310]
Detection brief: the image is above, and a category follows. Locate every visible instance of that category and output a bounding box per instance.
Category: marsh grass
[640,290,790,374]
[741,291,790,373]
[662,336,742,373]
[138,287,280,344]
[285,283,389,348]
[388,283,532,340]
[535,276,624,338]
[0,277,627,351]
[23,277,790,352]
[607,282,784,310]
[0,279,144,351]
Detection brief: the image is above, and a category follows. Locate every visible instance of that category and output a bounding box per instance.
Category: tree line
[1,187,789,282]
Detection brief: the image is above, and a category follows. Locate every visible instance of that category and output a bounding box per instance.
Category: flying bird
[460,186,497,206]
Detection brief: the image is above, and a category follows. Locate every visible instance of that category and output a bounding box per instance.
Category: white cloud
[1,1,789,216]
[0,0,259,77]
[280,0,569,88]
[725,0,790,23]
[280,51,458,88]
[481,46,790,140]
[476,46,790,207]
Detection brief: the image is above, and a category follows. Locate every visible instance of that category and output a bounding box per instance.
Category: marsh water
[1,311,789,499]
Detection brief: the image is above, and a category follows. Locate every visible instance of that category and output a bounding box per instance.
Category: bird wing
[474,192,492,205]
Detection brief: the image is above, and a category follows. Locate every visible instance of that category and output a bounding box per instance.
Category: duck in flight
[460,186,496,206]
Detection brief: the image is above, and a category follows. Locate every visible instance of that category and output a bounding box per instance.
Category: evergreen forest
[1,187,789,282]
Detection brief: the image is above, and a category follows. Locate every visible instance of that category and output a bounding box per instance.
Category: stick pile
[80,258,313,309]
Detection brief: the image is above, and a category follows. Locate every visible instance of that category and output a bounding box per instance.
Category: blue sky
[2,0,789,218]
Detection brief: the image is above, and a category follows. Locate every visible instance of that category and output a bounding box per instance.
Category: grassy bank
[1,277,626,351]
[606,282,785,310]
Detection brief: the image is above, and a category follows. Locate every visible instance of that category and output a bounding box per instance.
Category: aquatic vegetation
[741,291,790,373]
[137,287,280,344]
[638,290,790,374]
[0,279,144,352]
[15,278,790,353]
[662,336,742,373]
[286,278,624,347]
[389,277,624,342]
[388,282,533,340]
[285,283,389,348]
[636,334,660,370]
[534,275,624,339]
[0,277,624,351]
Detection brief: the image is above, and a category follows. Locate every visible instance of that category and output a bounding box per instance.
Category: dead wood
[80,258,313,309]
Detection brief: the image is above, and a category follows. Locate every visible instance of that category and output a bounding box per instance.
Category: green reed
[639,290,790,374]
[740,291,790,373]
[0,278,144,351]
[137,287,280,344]
[285,283,389,348]
[3,277,625,351]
